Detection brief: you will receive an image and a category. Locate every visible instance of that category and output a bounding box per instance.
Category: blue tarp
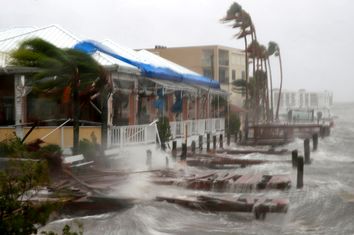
[74,40,220,89]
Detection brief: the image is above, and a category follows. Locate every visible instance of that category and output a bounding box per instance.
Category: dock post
[165,156,169,168]
[234,132,238,144]
[191,140,196,155]
[219,134,223,149]
[213,135,217,150]
[297,156,304,188]
[146,149,152,169]
[207,133,210,152]
[181,143,187,161]
[198,135,203,151]
[227,132,230,146]
[291,149,298,168]
[304,138,311,164]
[320,126,325,138]
[312,133,318,151]
[172,140,177,158]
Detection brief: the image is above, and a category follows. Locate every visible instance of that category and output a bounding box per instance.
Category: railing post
[219,134,223,149]
[312,133,318,151]
[172,140,177,158]
[291,149,298,168]
[191,140,196,155]
[181,143,187,161]
[297,156,304,188]
[304,138,310,164]
[207,133,210,152]
[213,135,216,150]
[120,127,123,148]
[199,135,203,151]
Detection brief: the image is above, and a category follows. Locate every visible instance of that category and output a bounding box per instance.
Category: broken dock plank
[156,195,288,219]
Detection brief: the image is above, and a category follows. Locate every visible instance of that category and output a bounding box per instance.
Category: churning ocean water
[42,103,354,235]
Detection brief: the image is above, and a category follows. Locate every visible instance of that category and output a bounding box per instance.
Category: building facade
[273,89,333,114]
[148,45,246,107]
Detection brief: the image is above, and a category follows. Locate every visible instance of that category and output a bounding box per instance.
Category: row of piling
[171,133,226,159]
[293,133,319,189]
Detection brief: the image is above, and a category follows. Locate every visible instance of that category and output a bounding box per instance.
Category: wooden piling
[181,143,187,161]
[213,135,217,150]
[304,138,311,164]
[219,134,223,149]
[207,133,210,152]
[146,149,152,169]
[297,156,304,188]
[291,150,298,168]
[191,140,196,155]
[234,132,238,144]
[312,133,318,151]
[199,135,203,151]
[172,140,177,158]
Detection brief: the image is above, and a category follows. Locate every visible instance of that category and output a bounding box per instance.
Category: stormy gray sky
[1,0,353,102]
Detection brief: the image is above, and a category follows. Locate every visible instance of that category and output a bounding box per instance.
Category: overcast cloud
[1,0,354,102]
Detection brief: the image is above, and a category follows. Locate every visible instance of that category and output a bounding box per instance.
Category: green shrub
[0,160,55,235]
[225,112,241,135]
[0,137,26,158]
[79,138,98,161]
[157,116,171,144]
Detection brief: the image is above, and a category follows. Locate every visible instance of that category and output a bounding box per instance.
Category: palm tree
[266,43,275,121]
[268,41,283,120]
[11,38,109,154]
[221,3,253,109]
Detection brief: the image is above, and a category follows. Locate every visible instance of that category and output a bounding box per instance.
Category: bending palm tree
[268,41,283,121]
[11,38,109,154]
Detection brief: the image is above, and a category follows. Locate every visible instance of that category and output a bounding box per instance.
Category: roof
[75,40,221,89]
[0,25,138,72]
[136,49,200,76]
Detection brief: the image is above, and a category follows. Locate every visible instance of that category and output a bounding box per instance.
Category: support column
[14,74,25,139]
[167,94,174,121]
[182,96,188,121]
[128,93,137,125]
[196,96,200,120]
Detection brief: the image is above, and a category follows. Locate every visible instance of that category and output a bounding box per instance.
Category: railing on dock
[110,124,158,148]
[109,118,225,148]
[169,118,225,139]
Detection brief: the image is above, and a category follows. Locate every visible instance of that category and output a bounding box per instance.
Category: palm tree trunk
[275,52,283,120]
[267,58,274,121]
[251,35,257,123]
[244,36,249,108]
[73,68,80,154]
[264,58,270,122]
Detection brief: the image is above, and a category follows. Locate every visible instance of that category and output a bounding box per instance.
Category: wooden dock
[156,195,288,219]
[152,171,291,192]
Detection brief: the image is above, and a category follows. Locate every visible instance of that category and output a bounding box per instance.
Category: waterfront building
[147,45,246,108]
[273,89,333,120]
[0,25,227,150]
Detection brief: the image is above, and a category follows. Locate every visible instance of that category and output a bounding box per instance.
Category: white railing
[110,124,157,148]
[109,118,225,147]
[170,118,225,139]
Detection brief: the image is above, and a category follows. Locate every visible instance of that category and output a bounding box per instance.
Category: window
[218,49,229,66]
[219,67,229,84]
[202,49,214,67]
[232,70,236,81]
[241,71,246,80]
[203,67,214,79]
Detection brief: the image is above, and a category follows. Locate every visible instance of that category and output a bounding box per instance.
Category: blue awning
[74,40,220,89]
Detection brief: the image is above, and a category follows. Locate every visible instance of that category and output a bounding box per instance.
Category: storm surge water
[42,103,354,235]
